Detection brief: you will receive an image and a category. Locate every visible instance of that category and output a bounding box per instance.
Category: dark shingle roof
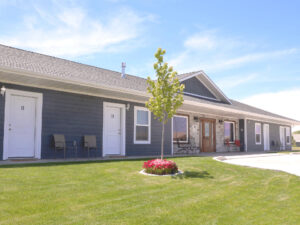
[0,44,298,123]
[0,44,148,92]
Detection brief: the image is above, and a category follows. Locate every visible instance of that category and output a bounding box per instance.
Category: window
[224,121,235,142]
[173,115,188,143]
[286,127,291,145]
[134,107,151,144]
[255,123,261,144]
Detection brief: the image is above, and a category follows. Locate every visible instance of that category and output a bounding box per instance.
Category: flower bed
[143,159,178,175]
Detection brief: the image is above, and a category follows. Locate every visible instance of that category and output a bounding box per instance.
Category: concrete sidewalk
[215,153,300,177]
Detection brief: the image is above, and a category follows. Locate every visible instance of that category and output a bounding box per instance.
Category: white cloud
[0,4,152,57]
[168,31,299,74]
[217,73,258,89]
[241,89,300,131]
[184,34,216,50]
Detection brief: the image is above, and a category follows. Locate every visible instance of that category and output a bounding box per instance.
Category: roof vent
[121,62,126,78]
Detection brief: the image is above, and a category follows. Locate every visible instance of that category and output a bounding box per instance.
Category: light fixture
[0,86,6,96]
[126,103,130,111]
[219,119,223,124]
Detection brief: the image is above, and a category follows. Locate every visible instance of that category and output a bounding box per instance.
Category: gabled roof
[0,44,299,125]
[178,70,232,104]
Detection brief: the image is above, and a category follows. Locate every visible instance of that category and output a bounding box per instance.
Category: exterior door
[263,124,270,151]
[103,106,122,155]
[280,126,285,150]
[201,119,216,152]
[7,95,36,158]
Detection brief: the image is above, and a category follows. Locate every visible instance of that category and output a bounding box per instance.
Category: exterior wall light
[0,86,6,96]
[126,103,130,111]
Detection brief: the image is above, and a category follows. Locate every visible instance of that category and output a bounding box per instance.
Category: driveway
[215,153,300,177]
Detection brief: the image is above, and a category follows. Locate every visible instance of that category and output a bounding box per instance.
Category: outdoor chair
[53,134,66,159]
[84,135,97,158]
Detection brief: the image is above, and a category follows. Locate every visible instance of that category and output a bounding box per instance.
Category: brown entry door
[201,119,216,152]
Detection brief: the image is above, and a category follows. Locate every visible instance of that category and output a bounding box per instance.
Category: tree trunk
[161,121,165,160]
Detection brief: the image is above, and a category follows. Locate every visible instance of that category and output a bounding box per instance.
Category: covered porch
[172,111,243,155]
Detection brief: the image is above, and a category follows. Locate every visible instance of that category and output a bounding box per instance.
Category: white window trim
[255,123,262,145]
[134,106,151,144]
[172,115,189,143]
[224,121,235,143]
[286,127,291,145]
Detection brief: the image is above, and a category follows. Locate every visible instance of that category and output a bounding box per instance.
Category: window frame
[172,115,189,143]
[255,123,262,145]
[224,121,236,143]
[286,127,291,145]
[134,106,151,144]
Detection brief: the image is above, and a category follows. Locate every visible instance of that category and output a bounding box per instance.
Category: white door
[104,106,122,155]
[7,95,36,158]
[280,126,285,150]
[263,124,270,151]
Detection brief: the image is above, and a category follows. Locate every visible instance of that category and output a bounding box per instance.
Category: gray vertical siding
[246,119,292,152]
[0,82,171,159]
[181,77,216,99]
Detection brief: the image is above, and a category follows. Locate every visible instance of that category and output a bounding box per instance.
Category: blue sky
[0,0,300,127]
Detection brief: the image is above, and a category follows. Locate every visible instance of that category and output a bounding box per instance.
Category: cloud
[184,33,216,50]
[241,89,300,131]
[0,4,152,57]
[217,73,258,90]
[168,31,299,74]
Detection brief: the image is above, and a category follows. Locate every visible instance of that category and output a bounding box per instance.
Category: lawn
[0,157,299,225]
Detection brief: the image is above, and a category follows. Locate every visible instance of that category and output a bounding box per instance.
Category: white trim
[102,102,126,156]
[285,127,291,145]
[255,123,262,145]
[133,106,151,144]
[3,89,43,160]
[224,121,235,143]
[244,119,248,152]
[280,126,285,150]
[172,115,189,143]
[263,124,270,151]
[179,71,204,82]
[183,92,221,102]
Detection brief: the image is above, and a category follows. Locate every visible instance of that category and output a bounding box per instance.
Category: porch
[172,112,243,155]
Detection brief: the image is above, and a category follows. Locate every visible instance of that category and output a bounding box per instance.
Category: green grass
[292,146,300,151]
[0,157,299,225]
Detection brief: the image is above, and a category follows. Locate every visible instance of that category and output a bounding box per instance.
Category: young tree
[146,48,185,160]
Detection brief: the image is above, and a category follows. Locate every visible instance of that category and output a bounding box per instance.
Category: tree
[146,48,185,160]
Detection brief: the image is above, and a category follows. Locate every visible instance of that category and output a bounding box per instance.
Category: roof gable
[178,71,231,104]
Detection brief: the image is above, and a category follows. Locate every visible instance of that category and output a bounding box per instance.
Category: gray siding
[246,119,292,152]
[0,82,171,159]
[181,77,216,99]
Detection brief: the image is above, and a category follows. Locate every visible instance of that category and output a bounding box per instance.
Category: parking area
[215,153,300,177]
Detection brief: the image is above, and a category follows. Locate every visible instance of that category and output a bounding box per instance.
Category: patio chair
[53,134,66,159]
[84,135,97,158]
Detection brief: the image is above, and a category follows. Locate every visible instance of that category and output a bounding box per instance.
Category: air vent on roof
[121,62,126,78]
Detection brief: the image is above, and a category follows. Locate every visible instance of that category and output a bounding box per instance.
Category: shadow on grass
[172,170,214,179]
